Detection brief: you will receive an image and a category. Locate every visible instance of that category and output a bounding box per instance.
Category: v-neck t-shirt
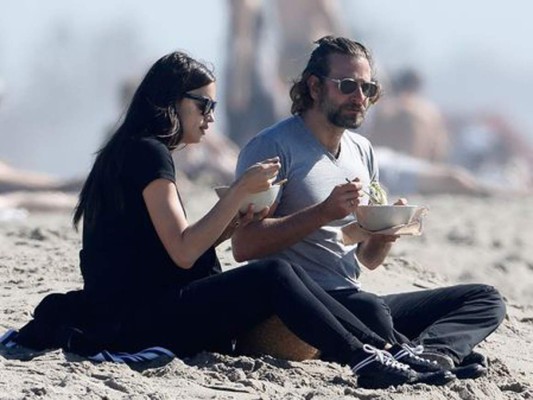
[236,115,378,290]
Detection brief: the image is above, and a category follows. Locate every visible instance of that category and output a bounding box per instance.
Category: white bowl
[214,183,281,213]
[355,205,418,231]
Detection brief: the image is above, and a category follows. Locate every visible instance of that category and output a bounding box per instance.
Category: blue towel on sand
[1,329,175,364]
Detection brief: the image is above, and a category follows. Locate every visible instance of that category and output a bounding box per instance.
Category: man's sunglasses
[319,75,379,98]
[183,93,217,115]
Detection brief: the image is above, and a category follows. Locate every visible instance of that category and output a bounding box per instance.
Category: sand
[1,186,532,399]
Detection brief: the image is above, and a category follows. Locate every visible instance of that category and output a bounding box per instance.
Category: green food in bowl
[368,181,388,205]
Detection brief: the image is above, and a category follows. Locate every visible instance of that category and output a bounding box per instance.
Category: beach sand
[1,186,532,399]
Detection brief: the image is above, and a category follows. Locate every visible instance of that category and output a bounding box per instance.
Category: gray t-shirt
[236,115,379,290]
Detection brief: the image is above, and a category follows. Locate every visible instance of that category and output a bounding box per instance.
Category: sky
[353,1,533,69]
[1,0,532,177]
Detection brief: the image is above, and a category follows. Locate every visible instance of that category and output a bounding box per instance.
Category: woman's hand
[232,157,281,196]
[214,204,271,245]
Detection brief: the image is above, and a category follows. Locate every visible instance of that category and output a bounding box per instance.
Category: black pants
[120,260,387,364]
[328,284,506,364]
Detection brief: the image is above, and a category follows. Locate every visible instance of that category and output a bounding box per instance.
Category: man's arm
[356,236,396,270]
[232,182,362,262]
[232,203,325,262]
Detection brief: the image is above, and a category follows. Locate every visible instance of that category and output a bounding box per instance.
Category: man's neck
[301,109,344,156]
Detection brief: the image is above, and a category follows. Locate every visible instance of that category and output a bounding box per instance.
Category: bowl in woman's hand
[214,183,281,213]
[355,205,418,232]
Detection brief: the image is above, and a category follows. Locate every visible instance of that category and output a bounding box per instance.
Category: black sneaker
[460,351,488,368]
[391,344,456,386]
[414,370,457,386]
[422,348,488,380]
[420,350,455,369]
[451,363,488,379]
[351,344,418,389]
[391,344,444,373]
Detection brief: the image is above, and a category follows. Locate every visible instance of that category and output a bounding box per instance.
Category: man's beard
[328,107,365,129]
[320,96,366,129]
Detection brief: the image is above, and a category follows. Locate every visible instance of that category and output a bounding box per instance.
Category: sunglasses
[183,93,217,115]
[319,75,379,98]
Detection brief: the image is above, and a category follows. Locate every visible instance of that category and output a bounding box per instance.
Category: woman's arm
[143,159,280,269]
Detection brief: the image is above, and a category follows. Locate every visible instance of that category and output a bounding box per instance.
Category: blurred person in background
[367,68,449,163]
[0,78,78,214]
[225,0,277,147]
[364,68,499,196]
[234,36,506,379]
[225,0,345,147]
[448,113,533,191]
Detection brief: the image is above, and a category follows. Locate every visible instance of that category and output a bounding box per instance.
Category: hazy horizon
[1,0,532,178]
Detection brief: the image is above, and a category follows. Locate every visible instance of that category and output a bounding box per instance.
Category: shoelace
[353,344,411,373]
[399,344,438,365]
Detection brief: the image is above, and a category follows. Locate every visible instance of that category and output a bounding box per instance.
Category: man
[233,36,506,378]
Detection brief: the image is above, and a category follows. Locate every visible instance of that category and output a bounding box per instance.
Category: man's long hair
[289,36,381,115]
[73,51,215,229]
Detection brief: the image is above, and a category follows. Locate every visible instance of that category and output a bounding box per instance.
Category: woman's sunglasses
[183,93,217,115]
[319,75,379,98]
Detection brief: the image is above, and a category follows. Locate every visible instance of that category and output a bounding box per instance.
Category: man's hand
[319,178,363,221]
[357,197,408,269]
[393,197,408,206]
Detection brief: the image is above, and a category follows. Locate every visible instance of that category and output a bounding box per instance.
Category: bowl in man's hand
[355,205,419,231]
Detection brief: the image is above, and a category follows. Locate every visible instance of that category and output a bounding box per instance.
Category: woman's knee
[247,258,295,283]
[336,291,393,324]
[347,292,395,339]
[356,293,393,318]
[287,262,309,277]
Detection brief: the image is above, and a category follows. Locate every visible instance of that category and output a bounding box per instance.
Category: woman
[14,51,448,389]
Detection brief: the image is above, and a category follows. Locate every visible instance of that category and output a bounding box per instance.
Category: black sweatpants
[328,284,506,364]
[120,259,387,364]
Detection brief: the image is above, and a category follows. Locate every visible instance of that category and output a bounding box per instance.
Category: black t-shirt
[79,137,221,313]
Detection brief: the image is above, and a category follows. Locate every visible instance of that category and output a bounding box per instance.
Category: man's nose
[350,84,366,104]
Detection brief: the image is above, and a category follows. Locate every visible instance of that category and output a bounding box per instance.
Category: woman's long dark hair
[73,51,215,229]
